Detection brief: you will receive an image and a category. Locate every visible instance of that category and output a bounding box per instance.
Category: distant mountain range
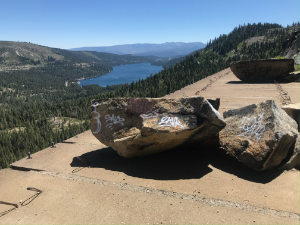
[71,42,206,58]
[0,41,167,70]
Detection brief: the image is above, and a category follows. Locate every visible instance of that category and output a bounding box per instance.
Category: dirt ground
[1,68,299,224]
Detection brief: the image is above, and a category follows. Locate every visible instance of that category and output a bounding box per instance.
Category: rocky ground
[1,68,299,224]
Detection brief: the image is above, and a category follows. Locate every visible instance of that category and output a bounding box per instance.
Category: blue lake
[79,63,163,87]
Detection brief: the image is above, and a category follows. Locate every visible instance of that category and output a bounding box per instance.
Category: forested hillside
[109,23,300,97]
[1,23,299,168]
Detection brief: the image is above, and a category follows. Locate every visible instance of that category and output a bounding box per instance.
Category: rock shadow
[70,144,213,180]
[70,144,284,183]
[226,80,299,84]
[227,81,265,84]
[207,148,284,184]
[62,141,76,144]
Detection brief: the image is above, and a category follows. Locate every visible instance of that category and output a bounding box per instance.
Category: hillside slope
[0,41,165,69]
[0,41,167,103]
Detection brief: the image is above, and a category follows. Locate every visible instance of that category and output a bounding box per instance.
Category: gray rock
[282,103,300,131]
[219,100,298,171]
[91,97,225,158]
[230,59,295,82]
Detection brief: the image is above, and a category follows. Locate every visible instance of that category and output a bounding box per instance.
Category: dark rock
[208,98,220,111]
[281,71,300,82]
[91,97,225,158]
[230,59,295,82]
[219,100,298,171]
[282,135,300,170]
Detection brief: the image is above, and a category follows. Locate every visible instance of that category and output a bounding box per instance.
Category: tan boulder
[91,97,225,158]
[219,100,298,171]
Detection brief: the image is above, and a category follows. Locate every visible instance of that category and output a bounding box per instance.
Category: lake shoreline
[78,62,163,87]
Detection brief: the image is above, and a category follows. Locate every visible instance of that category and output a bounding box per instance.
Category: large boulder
[230,59,295,82]
[91,97,225,158]
[219,100,298,171]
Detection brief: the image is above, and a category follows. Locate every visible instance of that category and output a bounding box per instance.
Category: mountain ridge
[0,41,167,69]
[70,42,206,58]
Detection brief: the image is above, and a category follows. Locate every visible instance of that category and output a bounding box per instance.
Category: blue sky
[1,0,299,49]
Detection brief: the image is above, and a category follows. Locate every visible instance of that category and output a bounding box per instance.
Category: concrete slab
[166,68,300,113]
[9,129,300,214]
[0,169,299,224]
[11,131,104,173]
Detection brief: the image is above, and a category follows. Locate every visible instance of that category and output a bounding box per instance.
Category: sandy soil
[1,68,300,224]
